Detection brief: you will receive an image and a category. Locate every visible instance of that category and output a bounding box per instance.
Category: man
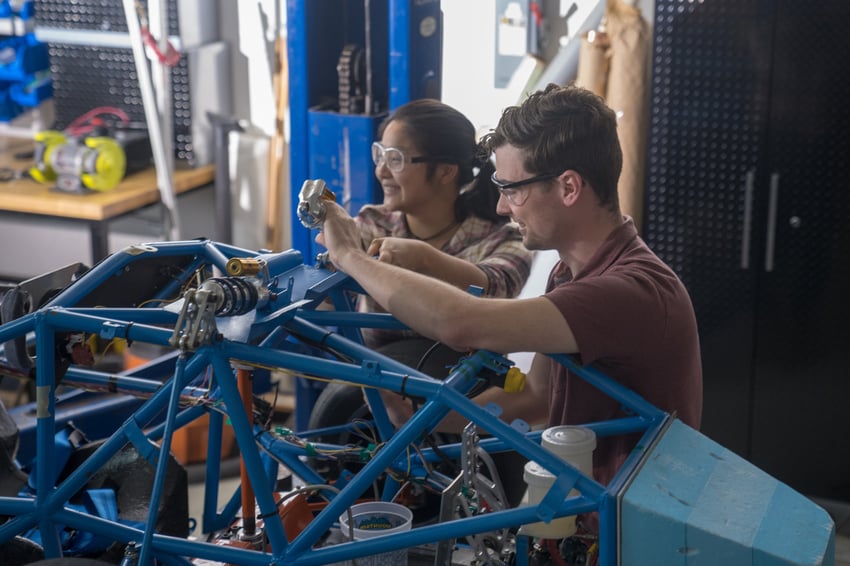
[316,83,702,488]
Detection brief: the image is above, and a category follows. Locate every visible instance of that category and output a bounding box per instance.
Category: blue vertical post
[286,1,311,258]
[388,0,411,109]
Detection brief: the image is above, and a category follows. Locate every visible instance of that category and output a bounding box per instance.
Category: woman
[308,98,532,430]
[358,98,532,351]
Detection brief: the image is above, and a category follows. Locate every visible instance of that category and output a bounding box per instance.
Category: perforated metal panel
[645,0,850,502]
[33,0,179,35]
[643,0,774,457]
[645,0,773,330]
[48,44,197,164]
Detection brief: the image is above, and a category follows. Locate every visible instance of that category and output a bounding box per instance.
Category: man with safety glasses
[316,83,702,498]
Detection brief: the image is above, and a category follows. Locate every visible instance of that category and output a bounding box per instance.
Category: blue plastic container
[0,33,49,82]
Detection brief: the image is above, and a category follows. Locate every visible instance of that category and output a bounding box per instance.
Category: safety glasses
[371,142,448,173]
[490,170,562,206]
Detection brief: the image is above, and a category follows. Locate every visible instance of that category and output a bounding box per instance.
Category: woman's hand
[366,237,431,272]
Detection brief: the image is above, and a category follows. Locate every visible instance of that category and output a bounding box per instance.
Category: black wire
[411,341,462,475]
[415,340,444,372]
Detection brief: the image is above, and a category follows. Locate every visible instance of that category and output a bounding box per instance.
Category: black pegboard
[47,43,197,164]
[643,0,773,333]
[644,0,850,501]
[33,0,179,35]
[641,0,775,460]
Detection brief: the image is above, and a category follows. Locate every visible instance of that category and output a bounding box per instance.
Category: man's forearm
[337,249,471,343]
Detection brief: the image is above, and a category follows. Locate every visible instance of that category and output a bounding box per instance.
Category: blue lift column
[286,0,443,263]
[285,0,443,430]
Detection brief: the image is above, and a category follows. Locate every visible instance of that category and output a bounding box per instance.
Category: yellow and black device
[29,130,127,194]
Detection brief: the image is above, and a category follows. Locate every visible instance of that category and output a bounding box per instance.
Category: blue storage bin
[0,83,23,121]
[0,0,34,19]
[9,71,51,107]
[0,33,49,82]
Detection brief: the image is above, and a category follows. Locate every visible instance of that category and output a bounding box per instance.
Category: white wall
[441,0,653,134]
[218,0,288,252]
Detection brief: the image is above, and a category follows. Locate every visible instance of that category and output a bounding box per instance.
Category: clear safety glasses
[371,142,446,173]
[490,170,563,206]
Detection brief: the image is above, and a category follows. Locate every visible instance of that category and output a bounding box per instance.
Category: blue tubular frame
[0,239,669,566]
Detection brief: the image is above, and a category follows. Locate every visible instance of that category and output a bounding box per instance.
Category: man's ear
[560,170,584,205]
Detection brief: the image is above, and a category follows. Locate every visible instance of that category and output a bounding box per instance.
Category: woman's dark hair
[379,99,506,224]
[483,83,623,213]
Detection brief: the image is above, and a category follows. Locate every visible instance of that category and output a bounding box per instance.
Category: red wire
[141,26,181,67]
[531,1,543,26]
[65,106,131,136]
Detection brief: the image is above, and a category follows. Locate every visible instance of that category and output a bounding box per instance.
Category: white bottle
[519,426,596,538]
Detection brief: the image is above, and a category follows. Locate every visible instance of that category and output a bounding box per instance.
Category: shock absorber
[170,275,272,350]
[201,277,269,316]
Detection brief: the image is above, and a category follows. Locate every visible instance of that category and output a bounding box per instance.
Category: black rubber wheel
[0,536,44,566]
[307,338,463,439]
[307,381,373,445]
[306,339,463,484]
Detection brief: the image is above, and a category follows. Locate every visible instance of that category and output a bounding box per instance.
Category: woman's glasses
[371,142,450,173]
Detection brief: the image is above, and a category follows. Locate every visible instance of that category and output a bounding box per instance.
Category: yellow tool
[29,130,127,193]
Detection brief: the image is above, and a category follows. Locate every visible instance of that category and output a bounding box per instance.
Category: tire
[307,381,373,444]
[305,339,463,483]
[0,536,43,566]
[307,338,463,439]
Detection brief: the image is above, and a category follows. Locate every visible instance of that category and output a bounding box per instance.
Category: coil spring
[206,277,259,316]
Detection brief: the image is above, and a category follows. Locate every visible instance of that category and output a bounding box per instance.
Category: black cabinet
[644,0,850,502]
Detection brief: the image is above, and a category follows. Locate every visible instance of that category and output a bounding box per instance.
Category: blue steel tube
[35,348,211,515]
[33,313,62,557]
[552,353,667,421]
[256,432,326,487]
[51,506,271,566]
[0,311,35,344]
[297,500,600,566]
[138,354,190,566]
[285,390,455,557]
[207,349,290,558]
[37,239,263,311]
[432,365,607,503]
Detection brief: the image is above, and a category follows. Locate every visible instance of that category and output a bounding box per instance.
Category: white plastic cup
[519,426,596,538]
[338,501,413,566]
[542,425,596,476]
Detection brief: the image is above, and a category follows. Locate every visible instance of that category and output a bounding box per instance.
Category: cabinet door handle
[741,169,755,269]
[764,173,780,272]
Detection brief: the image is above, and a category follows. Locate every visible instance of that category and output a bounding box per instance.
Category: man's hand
[366,237,430,272]
[314,201,364,269]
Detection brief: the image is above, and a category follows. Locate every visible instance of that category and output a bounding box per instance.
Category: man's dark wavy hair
[483,83,623,212]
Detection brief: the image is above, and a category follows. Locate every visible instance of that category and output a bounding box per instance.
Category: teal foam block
[620,420,835,565]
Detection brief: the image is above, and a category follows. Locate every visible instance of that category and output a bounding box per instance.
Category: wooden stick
[265,37,289,251]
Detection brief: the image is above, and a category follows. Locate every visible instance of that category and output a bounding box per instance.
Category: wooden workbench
[0,137,215,263]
